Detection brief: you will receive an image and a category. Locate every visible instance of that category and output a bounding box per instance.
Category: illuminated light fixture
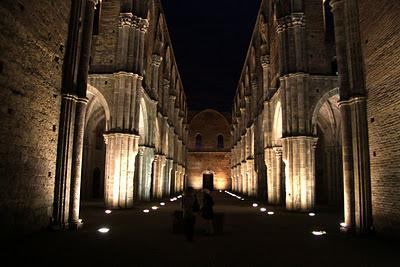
[340,222,346,227]
[78,219,83,224]
[143,209,150,213]
[160,202,165,206]
[252,203,258,207]
[98,228,110,233]
[177,195,182,199]
[241,198,245,201]
[312,230,327,236]
[173,197,177,201]
[105,210,112,214]
[170,198,174,201]
[260,208,266,212]
[309,212,316,217]
[267,211,274,215]
[219,190,222,192]
[151,206,158,210]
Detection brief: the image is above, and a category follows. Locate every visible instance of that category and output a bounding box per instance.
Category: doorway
[203,173,214,191]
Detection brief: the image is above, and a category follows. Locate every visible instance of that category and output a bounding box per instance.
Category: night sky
[161,0,261,112]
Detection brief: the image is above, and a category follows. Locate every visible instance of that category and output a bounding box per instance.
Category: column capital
[261,55,270,67]
[138,18,149,32]
[119,13,133,27]
[152,54,163,67]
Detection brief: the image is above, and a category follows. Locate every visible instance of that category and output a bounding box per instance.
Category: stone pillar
[151,54,163,100]
[135,147,144,200]
[283,137,317,211]
[339,98,372,233]
[331,0,373,234]
[265,146,282,205]
[273,147,283,204]
[104,133,139,208]
[241,161,248,195]
[152,154,166,199]
[53,95,77,228]
[164,158,173,196]
[69,97,88,228]
[117,12,133,70]
[53,0,98,229]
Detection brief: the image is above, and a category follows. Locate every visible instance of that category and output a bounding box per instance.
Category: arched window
[195,134,203,149]
[323,0,335,42]
[93,1,102,35]
[217,134,224,149]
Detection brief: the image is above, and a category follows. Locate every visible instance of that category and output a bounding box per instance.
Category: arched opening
[203,171,214,191]
[81,87,109,202]
[323,0,335,42]
[195,134,203,150]
[312,89,343,209]
[217,134,224,149]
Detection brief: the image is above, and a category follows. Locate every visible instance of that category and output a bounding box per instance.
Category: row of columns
[230,0,372,234]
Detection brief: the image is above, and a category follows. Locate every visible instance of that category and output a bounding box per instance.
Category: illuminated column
[163,158,173,196]
[135,147,144,200]
[53,0,98,229]
[68,97,88,228]
[330,0,373,235]
[152,155,162,199]
[242,161,248,195]
[265,147,276,204]
[53,95,77,228]
[104,133,139,208]
[150,55,163,100]
[283,137,317,211]
[273,147,283,204]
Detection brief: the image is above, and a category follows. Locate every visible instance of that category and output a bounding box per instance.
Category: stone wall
[187,109,231,189]
[188,109,231,151]
[359,0,400,237]
[0,0,71,236]
[187,152,231,190]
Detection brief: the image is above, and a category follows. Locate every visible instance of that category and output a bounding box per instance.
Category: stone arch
[82,84,110,201]
[272,100,283,146]
[311,88,343,207]
[138,98,149,145]
[87,84,111,131]
[311,88,340,135]
[154,117,161,153]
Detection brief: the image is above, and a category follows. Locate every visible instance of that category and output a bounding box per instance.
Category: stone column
[117,12,133,70]
[104,133,139,208]
[331,0,373,234]
[135,147,144,200]
[273,146,283,205]
[53,94,77,229]
[69,97,88,228]
[69,0,97,228]
[151,55,163,100]
[283,137,317,211]
[261,55,271,100]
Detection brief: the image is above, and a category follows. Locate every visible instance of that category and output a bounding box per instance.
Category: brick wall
[188,109,231,151]
[359,0,400,237]
[0,0,71,236]
[187,152,231,190]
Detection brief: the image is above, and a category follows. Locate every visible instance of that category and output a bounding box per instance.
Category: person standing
[201,189,214,235]
[182,186,199,241]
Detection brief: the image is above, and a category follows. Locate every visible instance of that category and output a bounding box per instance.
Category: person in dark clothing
[182,186,198,241]
[201,189,214,235]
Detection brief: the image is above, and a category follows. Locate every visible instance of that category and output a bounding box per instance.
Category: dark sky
[161,0,261,112]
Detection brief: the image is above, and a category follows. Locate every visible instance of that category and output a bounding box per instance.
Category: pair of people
[181,187,214,241]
